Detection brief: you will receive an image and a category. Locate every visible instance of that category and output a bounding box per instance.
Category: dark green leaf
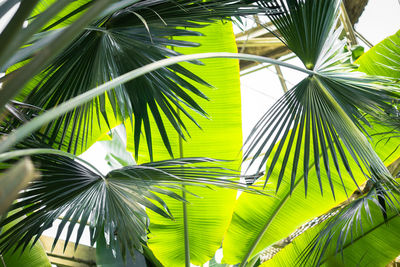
[6,0,270,158]
[0,136,259,260]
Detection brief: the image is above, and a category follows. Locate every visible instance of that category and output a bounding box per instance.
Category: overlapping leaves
[264,185,400,266]
[6,0,273,157]
[0,135,259,260]
[244,0,400,196]
[356,29,400,137]
[265,183,400,267]
[223,120,400,265]
[299,183,398,266]
[257,23,400,266]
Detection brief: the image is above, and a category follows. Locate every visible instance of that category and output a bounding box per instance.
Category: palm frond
[258,0,340,70]
[264,178,400,266]
[0,136,262,259]
[0,0,116,111]
[6,0,275,158]
[244,0,400,196]
[298,181,400,266]
[1,101,42,131]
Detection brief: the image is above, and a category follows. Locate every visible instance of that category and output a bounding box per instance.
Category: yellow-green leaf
[356,29,400,78]
[222,123,400,264]
[263,199,400,267]
[127,21,243,266]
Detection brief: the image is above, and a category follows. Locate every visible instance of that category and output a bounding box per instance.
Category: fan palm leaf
[259,25,400,266]
[265,186,400,267]
[222,123,400,265]
[239,28,400,265]
[0,136,258,260]
[0,208,51,267]
[0,0,117,110]
[243,0,400,196]
[4,0,273,158]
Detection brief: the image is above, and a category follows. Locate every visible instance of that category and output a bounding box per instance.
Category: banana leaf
[130,21,244,266]
[222,123,400,265]
[263,192,400,267]
[356,29,400,79]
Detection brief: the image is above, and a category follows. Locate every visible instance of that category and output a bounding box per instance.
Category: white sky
[356,0,400,45]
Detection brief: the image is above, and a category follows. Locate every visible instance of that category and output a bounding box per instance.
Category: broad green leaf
[263,197,400,267]
[356,29,400,78]
[148,186,237,266]
[0,158,37,215]
[1,209,51,267]
[222,123,400,265]
[134,21,243,266]
[130,24,243,164]
[0,240,50,267]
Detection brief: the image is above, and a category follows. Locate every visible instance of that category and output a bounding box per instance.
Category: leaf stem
[182,188,190,267]
[177,107,190,266]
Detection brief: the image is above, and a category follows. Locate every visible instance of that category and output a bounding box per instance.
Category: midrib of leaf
[240,160,317,266]
[177,107,191,267]
[182,187,190,266]
[172,30,190,264]
[320,212,398,265]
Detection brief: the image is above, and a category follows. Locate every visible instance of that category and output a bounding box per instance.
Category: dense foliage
[1,0,400,266]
